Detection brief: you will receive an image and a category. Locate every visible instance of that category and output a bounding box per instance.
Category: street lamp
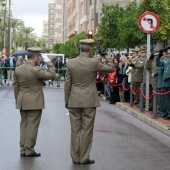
[6,0,11,56]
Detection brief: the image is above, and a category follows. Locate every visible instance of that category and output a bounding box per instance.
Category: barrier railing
[0,67,67,81]
[106,78,170,119]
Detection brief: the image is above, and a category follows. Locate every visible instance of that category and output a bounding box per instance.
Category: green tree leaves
[96,0,170,50]
[52,32,87,58]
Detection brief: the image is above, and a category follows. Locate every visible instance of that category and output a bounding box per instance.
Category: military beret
[27,47,42,53]
[79,39,95,45]
[154,51,159,56]
[140,49,147,53]
[132,50,138,53]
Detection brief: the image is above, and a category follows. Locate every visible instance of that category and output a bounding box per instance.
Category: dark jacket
[6,57,16,68]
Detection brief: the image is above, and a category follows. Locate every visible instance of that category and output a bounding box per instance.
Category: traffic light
[88,30,93,39]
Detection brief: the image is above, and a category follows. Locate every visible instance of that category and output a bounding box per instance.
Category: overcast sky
[13,0,53,36]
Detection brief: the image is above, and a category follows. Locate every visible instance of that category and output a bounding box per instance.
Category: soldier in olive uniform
[130,50,139,104]
[16,55,26,67]
[152,50,167,117]
[14,47,56,157]
[130,49,146,105]
[156,47,170,119]
[64,39,114,165]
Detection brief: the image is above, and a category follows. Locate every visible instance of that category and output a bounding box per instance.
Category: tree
[95,4,124,49]
[20,26,36,50]
[52,32,87,58]
[117,1,146,50]
[139,0,170,44]
[11,18,24,49]
[0,0,7,50]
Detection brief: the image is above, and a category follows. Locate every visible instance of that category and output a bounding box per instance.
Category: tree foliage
[96,0,170,50]
[53,32,87,58]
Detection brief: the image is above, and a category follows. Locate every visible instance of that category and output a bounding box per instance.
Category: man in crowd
[64,39,114,165]
[0,56,4,85]
[152,50,167,117]
[156,47,170,119]
[14,48,55,157]
[6,53,16,85]
[129,50,139,104]
[16,55,26,67]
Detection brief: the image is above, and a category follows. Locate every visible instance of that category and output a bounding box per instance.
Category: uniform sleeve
[153,71,158,77]
[134,61,145,69]
[156,57,164,67]
[96,60,114,73]
[64,65,72,104]
[13,72,19,102]
[36,61,56,80]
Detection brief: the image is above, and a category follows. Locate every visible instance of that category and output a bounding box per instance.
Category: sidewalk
[116,102,170,137]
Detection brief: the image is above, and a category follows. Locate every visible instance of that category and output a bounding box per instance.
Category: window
[81,2,84,13]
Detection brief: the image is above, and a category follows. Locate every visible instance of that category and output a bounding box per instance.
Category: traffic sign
[138,11,160,34]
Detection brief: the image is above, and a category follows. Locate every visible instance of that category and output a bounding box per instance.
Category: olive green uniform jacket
[14,60,56,110]
[64,54,114,108]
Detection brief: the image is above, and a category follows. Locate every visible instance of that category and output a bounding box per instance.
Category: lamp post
[7,0,11,56]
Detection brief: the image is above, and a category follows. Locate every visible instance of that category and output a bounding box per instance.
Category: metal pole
[7,0,11,56]
[145,34,150,112]
[140,83,144,113]
[130,81,133,107]
[152,86,157,119]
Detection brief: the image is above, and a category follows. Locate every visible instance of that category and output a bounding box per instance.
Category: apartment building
[54,0,62,43]
[61,0,142,43]
[42,20,49,48]
[48,3,55,49]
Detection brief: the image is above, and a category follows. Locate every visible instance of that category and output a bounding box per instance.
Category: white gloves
[42,54,50,62]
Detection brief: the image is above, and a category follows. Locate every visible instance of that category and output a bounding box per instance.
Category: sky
[13,0,53,37]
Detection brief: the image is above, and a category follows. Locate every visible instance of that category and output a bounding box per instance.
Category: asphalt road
[0,83,170,170]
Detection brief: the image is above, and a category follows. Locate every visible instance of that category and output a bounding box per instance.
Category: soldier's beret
[132,50,138,53]
[27,47,42,53]
[154,52,159,56]
[79,39,95,45]
[140,49,146,53]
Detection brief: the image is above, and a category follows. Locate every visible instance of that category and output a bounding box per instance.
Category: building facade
[48,3,55,49]
[54,0,62,43]
[60,0,142,44]
[42,20,49,48]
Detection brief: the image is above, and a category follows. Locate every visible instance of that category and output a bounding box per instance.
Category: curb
[116,102,170,137]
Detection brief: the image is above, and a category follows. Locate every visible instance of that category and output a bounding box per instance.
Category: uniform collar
[25,60,35,66]
[78,52,90,58]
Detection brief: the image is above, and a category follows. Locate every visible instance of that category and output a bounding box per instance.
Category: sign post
[138,11,160,112]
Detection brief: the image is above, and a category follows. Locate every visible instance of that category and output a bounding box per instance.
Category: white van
[40,53,65,64]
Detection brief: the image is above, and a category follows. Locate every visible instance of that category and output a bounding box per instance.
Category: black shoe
[164,115,170,120]
[73,161,80,165]
[20,153,26,157]
[26,152,41,157]
[80,160,95,165]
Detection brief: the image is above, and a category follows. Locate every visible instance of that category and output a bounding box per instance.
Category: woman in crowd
[107,57,120,104]
[55,56,63,87]
[116,55,129,101]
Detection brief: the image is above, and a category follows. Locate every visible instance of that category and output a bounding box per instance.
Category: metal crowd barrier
[0,67,67,81]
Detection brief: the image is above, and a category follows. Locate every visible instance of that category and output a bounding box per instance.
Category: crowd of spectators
[0,54,66,87]
[95,48,170,120]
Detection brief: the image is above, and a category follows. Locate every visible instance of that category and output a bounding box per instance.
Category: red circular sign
[138,11,160,34]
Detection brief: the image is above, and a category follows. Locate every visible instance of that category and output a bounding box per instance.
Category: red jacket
[96,72,102,83]
[107,69,117,86]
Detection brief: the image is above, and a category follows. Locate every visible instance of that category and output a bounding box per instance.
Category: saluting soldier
[16,55,26,67]
[152,50,167,117]
[130,49,146,105]
[64,39,114,165]
[157,47,170,119]
[14,47,56,157]
[130,50,139,104]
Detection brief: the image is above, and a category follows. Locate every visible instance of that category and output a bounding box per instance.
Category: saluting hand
[42,55,50,63]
